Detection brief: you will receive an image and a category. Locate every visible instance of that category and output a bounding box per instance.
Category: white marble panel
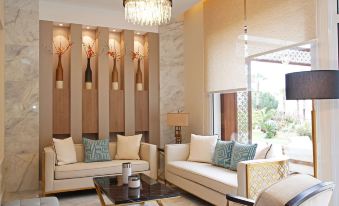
[159,21,185,146]
[4,0,39,192]
[5,45,39,81]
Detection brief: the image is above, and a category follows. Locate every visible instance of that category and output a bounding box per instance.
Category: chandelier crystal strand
[124,0,172,26]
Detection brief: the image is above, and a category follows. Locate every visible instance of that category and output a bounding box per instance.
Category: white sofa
[165,144,289,206]
[43,142,157,195]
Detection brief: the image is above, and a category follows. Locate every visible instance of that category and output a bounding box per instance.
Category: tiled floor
[4,189,212,206]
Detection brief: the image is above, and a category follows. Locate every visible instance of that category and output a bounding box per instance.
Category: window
[213,43,315,175]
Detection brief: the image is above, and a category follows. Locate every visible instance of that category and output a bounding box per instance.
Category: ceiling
[39,0,200,32]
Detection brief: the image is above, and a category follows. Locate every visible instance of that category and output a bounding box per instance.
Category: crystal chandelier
[123,0,172,26]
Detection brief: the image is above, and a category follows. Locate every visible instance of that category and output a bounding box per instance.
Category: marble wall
[159,21,186,146]
[4,0,39,192]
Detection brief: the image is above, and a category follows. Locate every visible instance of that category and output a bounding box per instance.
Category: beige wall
[184,2,212,138]
[0,0,4,201]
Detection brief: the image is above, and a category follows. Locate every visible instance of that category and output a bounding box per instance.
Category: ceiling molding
[39,0,200,33]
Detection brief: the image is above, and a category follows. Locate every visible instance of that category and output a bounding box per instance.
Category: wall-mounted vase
[136,59,143,91]
[56,54,64,89]
[85,58,92,90]
[112,58,119,90]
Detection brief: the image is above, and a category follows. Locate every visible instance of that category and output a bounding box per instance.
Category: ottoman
[4,197,59,206]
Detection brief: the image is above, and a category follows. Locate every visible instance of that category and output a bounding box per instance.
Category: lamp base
[175,126,182,144]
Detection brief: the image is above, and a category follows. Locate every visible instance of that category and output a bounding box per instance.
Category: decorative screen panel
[237,91,249,143]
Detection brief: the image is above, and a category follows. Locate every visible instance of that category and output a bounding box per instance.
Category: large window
[213,43,315,175]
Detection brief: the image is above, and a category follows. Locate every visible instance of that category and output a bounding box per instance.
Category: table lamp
[285,70,339,177]
[167,112,189,144]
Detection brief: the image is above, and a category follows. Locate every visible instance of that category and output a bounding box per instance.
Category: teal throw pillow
[212,140,235,169]
[230,141,257,171]
[83,138,111,163]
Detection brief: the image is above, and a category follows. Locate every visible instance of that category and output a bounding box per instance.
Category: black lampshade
[285,70,339,100]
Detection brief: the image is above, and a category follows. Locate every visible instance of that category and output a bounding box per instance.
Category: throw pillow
[115,134,142,160]
[212,140,235,169]
[53,137,77,166]
[188,134,218,163]
[230,141,258,171]
[83,138,111,163]
[254,143,272,160]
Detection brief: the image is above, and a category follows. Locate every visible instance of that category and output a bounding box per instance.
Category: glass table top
[93,174,180,205]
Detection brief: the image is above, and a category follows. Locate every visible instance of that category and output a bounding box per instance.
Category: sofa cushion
[115,134,142,160]
[55,160,149,179]
[230,141,257,171]
[212,140,234,169]
[4,197,59,206]
[53,137,77,166]
[82,138,111,163]
[188,134,218,163]
[166,161,238,195]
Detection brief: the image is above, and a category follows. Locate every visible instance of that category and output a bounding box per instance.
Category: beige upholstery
[43,142,157,195]
[167,161,237,194]
[165,144,289,206]
[255,175,332,206]
[55,160,149,179]
[4,197,59,206]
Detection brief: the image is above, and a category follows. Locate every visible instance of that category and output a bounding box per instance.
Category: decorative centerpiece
[132,50,144,91]
[83,41,96,90]
[53,39,72,89]
[128,175,141,189]
[122,162,132,185]
[107,43,120,90]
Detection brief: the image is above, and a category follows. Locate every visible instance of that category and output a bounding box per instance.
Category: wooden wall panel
[135,91,149,132]
[97,27,109,139]
[82,89,98,133]
[110,90,124,132]
[145,33,160,146]
[221,93,237,140]
[70,24,82,143]
[122,30,135,135]
[39,20,53,176]
[53,90,70,134]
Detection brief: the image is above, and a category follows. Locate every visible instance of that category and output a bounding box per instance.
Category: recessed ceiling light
[112,29,116,32]
[86,26,90,29]
[59,23,63,27]
[136,32,141,35]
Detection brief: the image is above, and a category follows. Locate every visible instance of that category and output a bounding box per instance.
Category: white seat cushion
[166,161,238,195]
[4,197,59,206]
[55,160,149,179]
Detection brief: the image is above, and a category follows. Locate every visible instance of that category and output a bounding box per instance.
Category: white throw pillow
[115,134,142,160]
[254,143,272,160]
[53,137,77,166]
[266,144,283,159]
[188,134,218,163]
[254,143,284,159]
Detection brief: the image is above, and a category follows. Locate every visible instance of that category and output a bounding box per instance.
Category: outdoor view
[251,46,313,175]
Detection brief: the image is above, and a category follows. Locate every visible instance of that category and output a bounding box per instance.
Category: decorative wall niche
[109,31,125,134]
[134,34,149,134]
[82,28,99,134]
[53,25,71,135]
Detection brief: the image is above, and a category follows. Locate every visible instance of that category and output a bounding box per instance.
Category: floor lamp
[285,70,339,178]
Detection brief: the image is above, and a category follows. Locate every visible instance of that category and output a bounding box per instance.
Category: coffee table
[93,174,180,206]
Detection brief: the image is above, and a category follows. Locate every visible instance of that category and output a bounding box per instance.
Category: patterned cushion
[83,138,111,163]
[212,140,234,169]
[230,141,257,171]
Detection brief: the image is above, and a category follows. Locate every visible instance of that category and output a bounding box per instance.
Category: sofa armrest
[43,147,56,194]
[237,157,289,200]
[140,143,157,180]
[165,144,190,164]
